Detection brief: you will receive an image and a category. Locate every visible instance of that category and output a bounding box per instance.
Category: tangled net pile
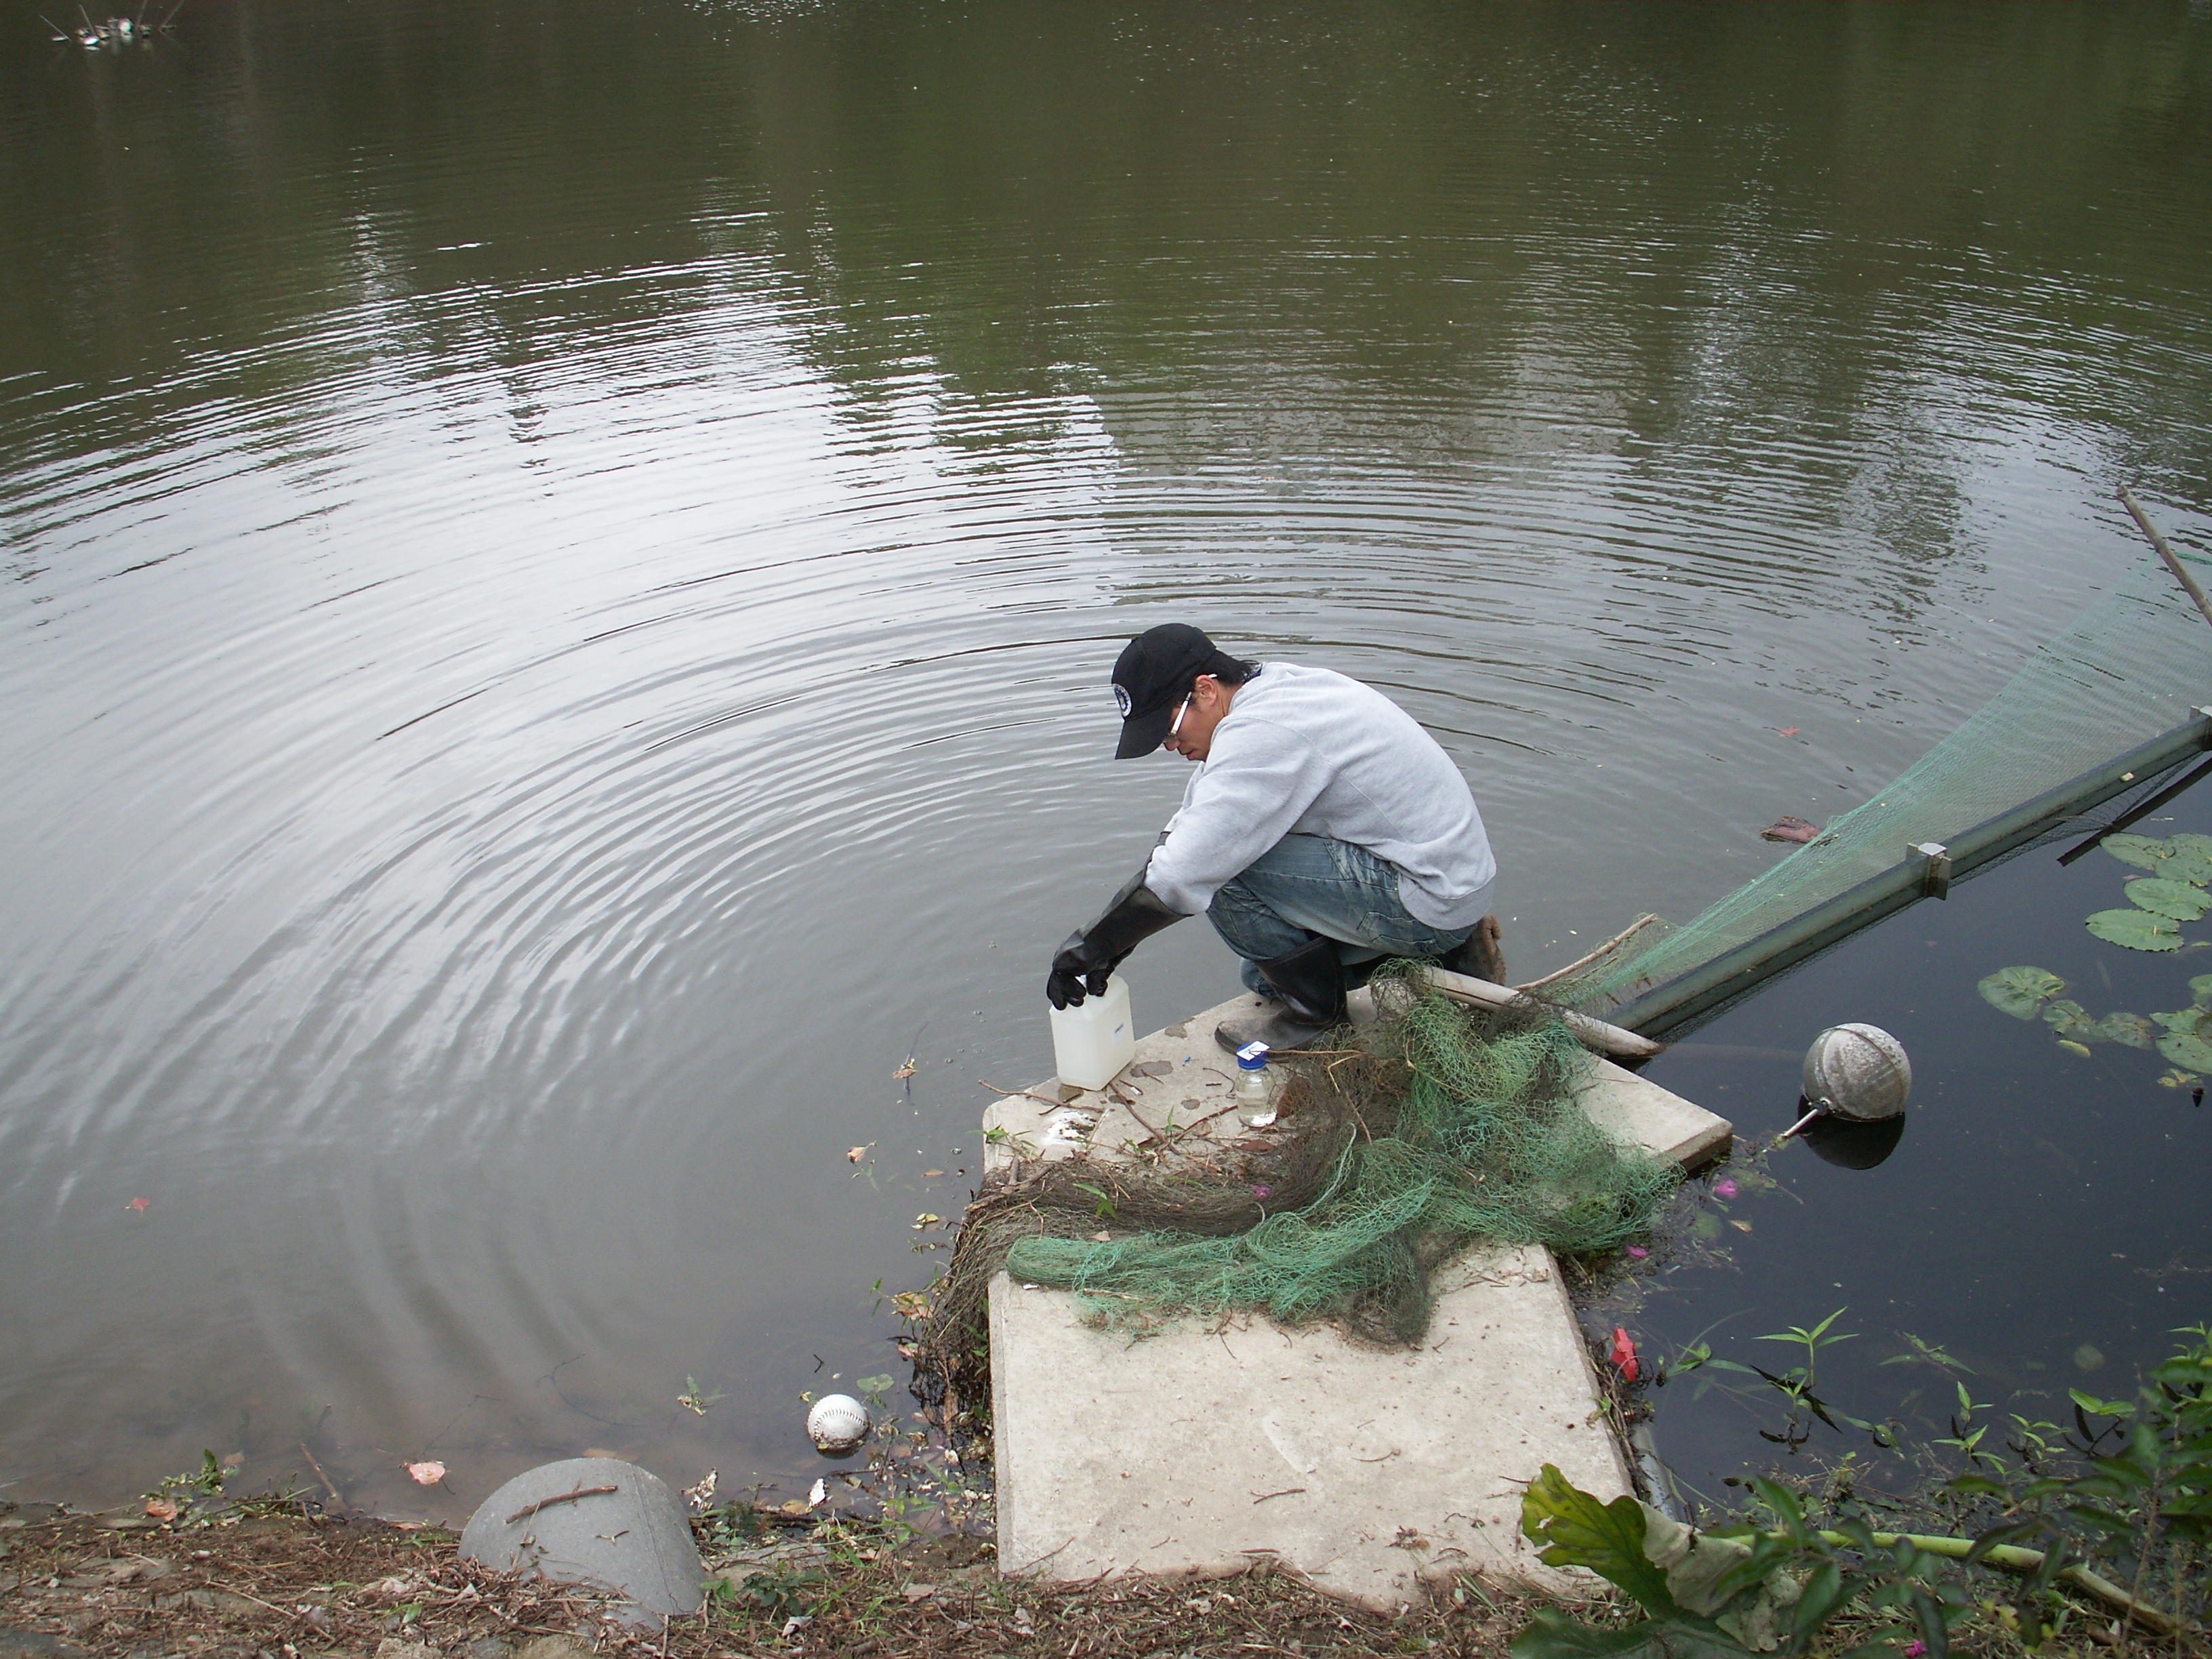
[916,967,1679,1416]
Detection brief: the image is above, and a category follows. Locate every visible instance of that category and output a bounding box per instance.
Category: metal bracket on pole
[1909,842,1952,899]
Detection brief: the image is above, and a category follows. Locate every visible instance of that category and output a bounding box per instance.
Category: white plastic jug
[1048,975,1135,1091]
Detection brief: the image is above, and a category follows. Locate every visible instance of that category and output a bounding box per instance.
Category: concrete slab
[985,988,1730,1608]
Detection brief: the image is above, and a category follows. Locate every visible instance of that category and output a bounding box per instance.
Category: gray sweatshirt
[1142,662,1496,928]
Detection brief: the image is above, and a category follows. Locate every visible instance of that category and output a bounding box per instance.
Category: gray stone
[0,1632,85,1659]
[459,1458,703,1629]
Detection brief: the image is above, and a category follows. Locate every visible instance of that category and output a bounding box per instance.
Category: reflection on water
[1,0,2209,1514]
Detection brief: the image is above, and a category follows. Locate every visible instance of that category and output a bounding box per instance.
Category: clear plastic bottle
[1233,1040,1277,1126]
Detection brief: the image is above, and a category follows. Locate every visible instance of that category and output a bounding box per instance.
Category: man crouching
[1045,623,1504,1054]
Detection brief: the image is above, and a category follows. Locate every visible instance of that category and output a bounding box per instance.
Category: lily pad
[2190,975,2212,1006]
[2102,833,2178,872]
[2042,998,2095,1035]
[2158,1031,2212,1071]
[2100,1012,2154,1049]
[2057,1038,2093,1057]
[2171,832,2212,860]
[1978,965,2066,1019]
[2125,878,2212,920]
[2086,907,2184,951]
[2153,1006,2212,1036]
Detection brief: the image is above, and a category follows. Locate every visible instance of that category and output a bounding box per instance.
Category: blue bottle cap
[1235,1041,1270,1070]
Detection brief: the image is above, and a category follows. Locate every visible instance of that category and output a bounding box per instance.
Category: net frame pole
[1607,710,2212,1040]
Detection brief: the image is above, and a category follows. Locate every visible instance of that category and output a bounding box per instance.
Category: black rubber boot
[1437,914,1506,983]
[1213,937,1349,1053]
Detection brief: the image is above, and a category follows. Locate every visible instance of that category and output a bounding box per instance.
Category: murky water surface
[3,0,2210,1516]
[1631,784,2212,1511]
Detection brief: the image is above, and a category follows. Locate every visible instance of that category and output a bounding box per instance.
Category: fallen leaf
[778,1498,809,1517]
[1608,1328,1638,1382]
[1778,727,1799,737]
[922,1169,944,1178]
[912,1212,942,1229]
[2057,1038,2093,1057]
[807,1477,827,1507]
[127,1197,150,1212]
[1760,816,1822,844]
[893,1060,916,1080]
[144,1498,178,1522]
[405,1461,446,1486]
[846,1147,867,1163]
[1729,1218,1754,1233]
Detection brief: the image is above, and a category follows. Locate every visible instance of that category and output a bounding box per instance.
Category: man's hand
[1046,936,1114,1010]
[1044,869,1186,1008]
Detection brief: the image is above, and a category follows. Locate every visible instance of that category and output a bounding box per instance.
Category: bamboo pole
[1809,1528,2184,1636]
[1422,966,1662,1060]
[1515,914,1662,992]
[2120,484,2212,634]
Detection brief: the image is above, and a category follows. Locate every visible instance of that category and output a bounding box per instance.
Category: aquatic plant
[1975,966,2065,1019]
[1516,1324,2212,1658]
[2086,908,2185,951]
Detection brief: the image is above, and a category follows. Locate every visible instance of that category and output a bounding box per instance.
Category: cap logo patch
[1113,684,1132,718]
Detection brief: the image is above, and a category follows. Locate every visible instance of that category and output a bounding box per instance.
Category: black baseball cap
[1109,624,1244,758]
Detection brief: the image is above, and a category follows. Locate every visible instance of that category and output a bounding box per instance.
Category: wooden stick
[977,1080,1073,1111]
[1514,914,1662,991]
[506,1483,619,1525]
[1421,966,1662,1060]
[298,1443,344,1510]
[2120,485,2212,633]
[1809,1529,2183,1636]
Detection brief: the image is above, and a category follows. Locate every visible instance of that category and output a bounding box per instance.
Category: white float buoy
[806,1393,869,1452]
[1782,1022,1910,1139]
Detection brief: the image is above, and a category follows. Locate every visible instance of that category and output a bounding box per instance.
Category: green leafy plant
[2086,908,2186,952]
[2126,878,2212,920]
[1976,966,2065,1019]
[1512,1464,1966,1659]
[1946,1322,2212,1643]
[725,1562,823,1625]
[677,1375,727,1416]
[2102,833,2212,882]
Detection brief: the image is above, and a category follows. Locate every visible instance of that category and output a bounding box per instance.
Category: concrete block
[459,1458,703,1628]
[991,1243,1627,1608]
[986,988,1732,1608]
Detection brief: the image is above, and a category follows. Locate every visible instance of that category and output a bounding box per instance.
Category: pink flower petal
[406,1460,447,1486]
[1625,1246,1649,1259]
[1713,1179,1738,1200]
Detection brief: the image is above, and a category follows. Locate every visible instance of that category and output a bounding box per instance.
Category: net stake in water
[2120,483,2212,633]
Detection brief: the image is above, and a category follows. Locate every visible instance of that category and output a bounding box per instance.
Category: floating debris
[806,1393,868,1453]
[1759,816,1822,844]
[43,3,182,51]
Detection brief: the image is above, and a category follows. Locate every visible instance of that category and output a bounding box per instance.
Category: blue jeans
[1205,834,1488,994]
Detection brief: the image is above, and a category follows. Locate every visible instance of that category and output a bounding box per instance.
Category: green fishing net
[1570,550,2212,1019]
[922,968,1677,1380]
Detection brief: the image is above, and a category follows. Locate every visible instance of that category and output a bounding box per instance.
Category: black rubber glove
[1046,868,1185,1008]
